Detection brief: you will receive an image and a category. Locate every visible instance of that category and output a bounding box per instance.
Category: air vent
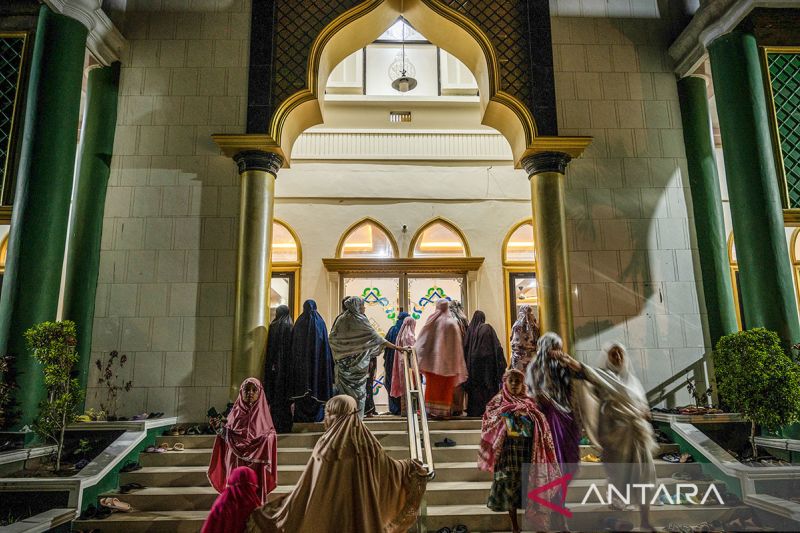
[389,111,412,123]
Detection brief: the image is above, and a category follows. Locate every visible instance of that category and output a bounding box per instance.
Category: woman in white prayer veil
[555,343,657,531]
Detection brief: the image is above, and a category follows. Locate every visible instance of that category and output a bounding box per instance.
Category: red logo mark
[527,473,573,518]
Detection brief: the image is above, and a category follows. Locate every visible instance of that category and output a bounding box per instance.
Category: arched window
[0,232,7,274]
[503,220,537,355]
[728,234,744,330]
[270,219,302,319]
[792,229,800,318]
[336,218,398,258]
[409,218,469,258]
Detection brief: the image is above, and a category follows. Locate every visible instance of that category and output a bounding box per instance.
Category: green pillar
[0,6,87,427]
[63,63,121,399]
[676,76,738,346]
[708,31,800,347]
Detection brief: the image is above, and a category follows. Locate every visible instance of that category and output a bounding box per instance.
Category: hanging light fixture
[390,3,417,93]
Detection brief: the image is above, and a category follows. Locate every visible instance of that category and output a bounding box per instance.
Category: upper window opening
[271,220,300,263]
[338,219,397,258]
[504,221,535,264]
[411,219,468,258]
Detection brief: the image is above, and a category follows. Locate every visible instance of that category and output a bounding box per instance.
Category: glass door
[508,271,538,325]
[270,271,296,321]
[342,275,402,410]
[406,275,466,336]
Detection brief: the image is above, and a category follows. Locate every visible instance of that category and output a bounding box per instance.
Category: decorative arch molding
[272,217,302,265]
[502,218,536,266]
[335,216,400,258]
[408,216,470,258]
[214,0,591,166]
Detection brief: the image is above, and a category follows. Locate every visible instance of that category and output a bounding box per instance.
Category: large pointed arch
[261,0,583,166]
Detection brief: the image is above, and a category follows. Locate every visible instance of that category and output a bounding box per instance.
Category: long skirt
[335,353,371,418]
[487,435,533,512]
[364,357,378,416]
[423,372,457,418]
[541,401,581,477]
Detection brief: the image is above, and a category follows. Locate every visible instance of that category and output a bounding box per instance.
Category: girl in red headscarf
[202,466,261,533]
[479,369,561,533]
[208,378,277,504]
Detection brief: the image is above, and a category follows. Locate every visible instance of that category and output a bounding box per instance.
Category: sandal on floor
[173,442,184,451]
[434,438,457,448]
[581,453,602,462]
[100,497,132,512]
[680,452,695,463]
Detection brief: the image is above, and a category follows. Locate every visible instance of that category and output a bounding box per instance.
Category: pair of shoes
[120,460,142,473]
[158,442,184,451]
[144,445,167,453]
[78,504,112,520]
[434,438,457,448]
[100,497,132,512]
[119,482,144,494]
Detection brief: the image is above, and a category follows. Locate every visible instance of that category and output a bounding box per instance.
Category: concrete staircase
[73,418,743,532]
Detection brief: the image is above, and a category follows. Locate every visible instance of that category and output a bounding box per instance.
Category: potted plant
[24,320,83,471]
[714,328,800,458]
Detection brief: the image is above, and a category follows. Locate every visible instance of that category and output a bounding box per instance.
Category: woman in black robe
[290,299,335,423]
[463,310,507,417]
[263,305,294,432]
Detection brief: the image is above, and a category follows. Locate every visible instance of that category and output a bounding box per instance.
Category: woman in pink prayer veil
[208,377,277,504]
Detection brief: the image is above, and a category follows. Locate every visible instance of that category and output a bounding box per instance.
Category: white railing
[646,350,718,408]
[401,348,435,478]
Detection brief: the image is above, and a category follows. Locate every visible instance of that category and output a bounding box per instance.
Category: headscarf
[263,306,293,408]
[415,300,467,382]
[463,310,506,392]
[579,343,656,454]
[448,300,469,339]
[246,395,428,533]
[478,370,562,530]
[511,304,539,349]
[526,332,573,413]
[202,466,261,533]
[208,378,278,503]
[391,317,417,398]
[329,296,386,361]
[289,300,334,403]
[384,312,410,397]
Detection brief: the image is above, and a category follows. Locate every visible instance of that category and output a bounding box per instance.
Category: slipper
[672,470,693,481]
[173,442,185,451]
[581,453,602,462]
[680,452,695,463]
[100,497,132,512]
[158,442,174,451]
[661,453,681,463]
[453,525,469,533]
[131,413,149,421]
[436,528,452,533]
[78,504,98,520]
[168,426,180,436]
[434,438,457,448]
[120,461,142,473]
[119,482,144,494]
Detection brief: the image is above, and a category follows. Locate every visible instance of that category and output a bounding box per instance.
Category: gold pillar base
[229,150,282,400]
[524,152,575,352]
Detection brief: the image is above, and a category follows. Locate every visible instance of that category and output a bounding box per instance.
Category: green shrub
[714,328,800,456]
[24,320,83,471]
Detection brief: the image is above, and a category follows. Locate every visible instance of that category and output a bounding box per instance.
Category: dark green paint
[709,31,800,348]
[0,6,87,427]
[677,76,738,347]
[63,63,121,401]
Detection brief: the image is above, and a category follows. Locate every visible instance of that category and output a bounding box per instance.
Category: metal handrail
[401,347,435,478]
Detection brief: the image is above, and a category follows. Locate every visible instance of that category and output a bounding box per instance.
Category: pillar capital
[233,150,283,176]
[521,151,572,176]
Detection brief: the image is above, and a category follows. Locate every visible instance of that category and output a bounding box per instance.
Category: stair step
[106,476,718,511]
[73,502,744,533]
[423,503,741,532]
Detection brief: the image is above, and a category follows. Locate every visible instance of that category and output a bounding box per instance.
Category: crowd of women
[202,298,659,533]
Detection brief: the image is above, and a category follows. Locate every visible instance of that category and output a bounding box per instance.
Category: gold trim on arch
[335,217,400,258]
[502,218,535,266]
[323,256,484,273]
[0,230,8,274]
[727,233,742,330]
[408,217,470,258]
[232,0,591,167]
[272,217,303,265]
